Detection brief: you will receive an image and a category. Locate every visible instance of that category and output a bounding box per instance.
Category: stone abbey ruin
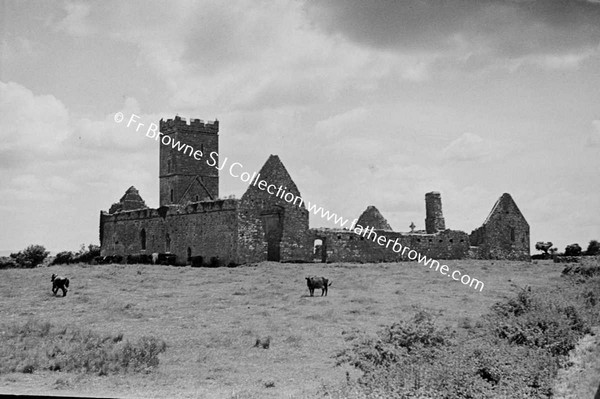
[99,116,530,265]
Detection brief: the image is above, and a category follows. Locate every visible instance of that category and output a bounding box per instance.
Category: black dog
[51,273,69,297]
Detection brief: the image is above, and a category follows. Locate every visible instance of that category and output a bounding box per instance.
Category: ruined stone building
[99,116,530,265]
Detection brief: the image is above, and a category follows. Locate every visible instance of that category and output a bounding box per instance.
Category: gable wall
[470,195,530,260]
[237,157,311,264]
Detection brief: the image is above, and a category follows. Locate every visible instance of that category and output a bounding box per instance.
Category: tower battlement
[159,115,220,206]
[159,116,219,134]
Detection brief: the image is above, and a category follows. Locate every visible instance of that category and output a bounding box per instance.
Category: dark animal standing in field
[253,336,271,349]
[306,276,332,297]
[51,274,69,297]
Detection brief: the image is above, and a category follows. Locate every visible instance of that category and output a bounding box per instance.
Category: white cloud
[50,1,440,114]
[0,81,70,156]
[306,1,600,71]
[0,81,161,249]
[442,133,494,162]
[315,108,369,139]
[55,1,94,37]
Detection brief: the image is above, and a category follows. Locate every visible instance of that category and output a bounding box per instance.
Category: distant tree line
[0,244,101,269]
[52,244,101,265]
[533,239,599,260]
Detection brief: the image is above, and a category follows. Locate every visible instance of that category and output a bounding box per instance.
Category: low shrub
[52,251,75,265]
[0,257,18,269]
[554,256,580,263]
[562,264,600,278]
[9,245,49,268]
[586,240,600,256]
[0,320,166,376]
[94,255,124,264]
[75,244,101,264]
[52,245,102,265]
[157,253,177,266]
[565,244,582,256]
[336,310,451,375]
[126,254,153,264]
[336,278,599,399]
[488,289,588,356]
[190,256,203,267]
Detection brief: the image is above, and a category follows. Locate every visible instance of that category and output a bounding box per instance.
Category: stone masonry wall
[311,228,470,263]
[470,193,530,261]
[425,192,446,234]
[237,155,311,264]
[100,199,238,265]
[159,116,219,205]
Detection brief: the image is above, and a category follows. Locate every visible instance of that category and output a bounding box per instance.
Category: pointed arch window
[140,229,146,250]
[166,233,171,253]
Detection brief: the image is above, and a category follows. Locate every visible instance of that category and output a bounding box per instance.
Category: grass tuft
[0,319,166,376]
[335,273,600,399]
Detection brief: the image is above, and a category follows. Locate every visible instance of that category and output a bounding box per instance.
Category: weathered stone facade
[310,228,470,263]
[159,117,219,206]
[100,199,239,265]
[108,186,148,214]
[99,116,530,265]
[425,192,445,234]
[356,206,392,231]
[469,193,530,261]
[237,155,311,264]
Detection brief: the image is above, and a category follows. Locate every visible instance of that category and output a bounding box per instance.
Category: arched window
[140,229,146,250]
[510,227,516,242]
[313,239,323,256]
[187,247,192,260]
[166,233,171,253]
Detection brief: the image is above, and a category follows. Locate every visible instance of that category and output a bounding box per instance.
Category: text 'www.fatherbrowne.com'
[114,112,485,292]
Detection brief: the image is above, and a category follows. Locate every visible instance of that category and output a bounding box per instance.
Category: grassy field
[0,259,584,398]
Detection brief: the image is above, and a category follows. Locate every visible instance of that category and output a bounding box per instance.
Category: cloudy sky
[1,0,599,254]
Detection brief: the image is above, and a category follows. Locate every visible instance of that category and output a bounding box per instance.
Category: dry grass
[0,259,573,398]
[553,326,600,399]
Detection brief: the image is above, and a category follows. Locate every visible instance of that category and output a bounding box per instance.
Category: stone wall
[100,199,239,266]
[470,193,530,261]
[310,228,470,263]
[237,155,311,264]
[159,116,219,206]
[425,192,446,234]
